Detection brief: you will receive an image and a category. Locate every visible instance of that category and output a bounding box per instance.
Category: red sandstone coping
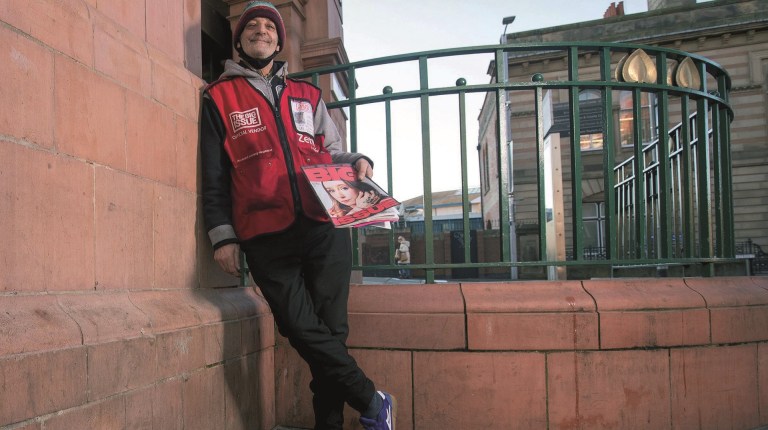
[345,277,768,352]
[349,283,464,313]
[684,276,768,307]
[348,284,466,349]
[0,287,270,358]
[583,278,706,311]
[3,278,767,358]
[2,278,768,429]
[0,295,82,356]
[462,280,595,312]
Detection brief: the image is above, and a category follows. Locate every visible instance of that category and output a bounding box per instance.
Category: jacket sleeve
[314,98,373,168]
[200,94,239,249]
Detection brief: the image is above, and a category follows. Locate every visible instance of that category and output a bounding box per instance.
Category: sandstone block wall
[0,1,275,429]
[276,277,768,430]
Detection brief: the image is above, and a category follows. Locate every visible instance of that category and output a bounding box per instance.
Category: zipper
[270,80,303,215]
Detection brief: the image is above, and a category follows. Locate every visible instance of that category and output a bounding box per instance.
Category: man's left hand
[354,158,373,180]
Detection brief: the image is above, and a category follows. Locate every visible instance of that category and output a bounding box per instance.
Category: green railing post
[600,47,618,260]
[495,48,512,266]
[695,62,713,263]
[457,78,472,265]
[568,47,584,261]
[384,85,397,264]
[632,88,647,258]
[346,66,361,266]
[656,53,673,258]
[712,93,724,257]
[285,42,736,281]
[718,74,735,258]
[534,78,547,261]
[680,96,695,258]
[419,56,435,284]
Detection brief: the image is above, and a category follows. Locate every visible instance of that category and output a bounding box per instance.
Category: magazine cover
[302,163,401,228]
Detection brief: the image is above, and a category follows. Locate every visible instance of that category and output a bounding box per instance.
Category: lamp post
[500,16,518,279]
[502,16,516,42]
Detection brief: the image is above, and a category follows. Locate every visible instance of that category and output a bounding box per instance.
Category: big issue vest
[206,76,332,239]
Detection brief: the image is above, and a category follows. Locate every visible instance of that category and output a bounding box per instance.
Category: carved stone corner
[300,37,348,69]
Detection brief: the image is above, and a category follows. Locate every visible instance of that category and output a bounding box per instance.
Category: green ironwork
[418,56,435,284]
[600,47,617,261]
[655,52,673,259]
[533,78,547,261]
[568,47,584,261]
[384,85,396,263]
[495,48,512,264]
[288,41,737,282]
[456,78,472,265]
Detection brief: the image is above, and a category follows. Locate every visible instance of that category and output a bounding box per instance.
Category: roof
[502,0,767,46]
[402,187,482,210]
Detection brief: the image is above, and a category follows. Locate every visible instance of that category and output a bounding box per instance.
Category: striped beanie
[232,1,286,51]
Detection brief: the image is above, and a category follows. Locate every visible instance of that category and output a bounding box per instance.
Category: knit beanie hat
[233,1,286,51]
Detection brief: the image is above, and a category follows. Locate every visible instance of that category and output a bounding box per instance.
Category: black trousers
[241,216,376,430]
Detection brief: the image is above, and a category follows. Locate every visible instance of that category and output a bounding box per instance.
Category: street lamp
[499,15,518,279]
[501,16,516,43]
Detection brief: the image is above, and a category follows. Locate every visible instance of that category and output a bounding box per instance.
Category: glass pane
[580,133,603,151]
[583,202,598,218]
[583,221,600,248]
[619,109,634,147]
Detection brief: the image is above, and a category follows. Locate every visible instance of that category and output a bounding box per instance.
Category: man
[200,2,395,429]
[395,236,410,279]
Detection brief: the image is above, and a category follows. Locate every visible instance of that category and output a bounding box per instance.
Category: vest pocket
[233,147,274,166]
[297,137,330,165]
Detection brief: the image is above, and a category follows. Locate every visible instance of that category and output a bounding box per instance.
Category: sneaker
[359,391,396,430]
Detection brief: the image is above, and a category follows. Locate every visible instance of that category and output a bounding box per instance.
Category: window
[579,90,603,151]
[583,202,605,257]
[482,145,490,194]
[619,91,658,148]
[550,90,605,151]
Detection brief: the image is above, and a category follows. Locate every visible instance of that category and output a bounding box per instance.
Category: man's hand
[214,243,241,277]
[354,158,373,180]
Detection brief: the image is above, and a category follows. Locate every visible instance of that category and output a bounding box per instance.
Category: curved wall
[275,276,768,430]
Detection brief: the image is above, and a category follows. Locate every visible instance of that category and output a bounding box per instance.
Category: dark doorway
[450,230,478,279]
[201,0,232,82]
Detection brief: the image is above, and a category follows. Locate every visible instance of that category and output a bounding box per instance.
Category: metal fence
[288,42,738,282]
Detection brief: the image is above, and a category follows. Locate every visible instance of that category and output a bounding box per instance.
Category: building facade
[478,0,768,262]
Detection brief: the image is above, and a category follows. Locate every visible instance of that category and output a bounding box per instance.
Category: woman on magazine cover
[323,179,384,218]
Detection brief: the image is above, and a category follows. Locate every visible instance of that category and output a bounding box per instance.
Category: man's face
[239,16,279,60]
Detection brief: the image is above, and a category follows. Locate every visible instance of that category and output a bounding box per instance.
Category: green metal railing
[287,42,736,282]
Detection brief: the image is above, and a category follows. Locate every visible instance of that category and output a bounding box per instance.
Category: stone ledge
[347,277,768,351]
[0,286,274,428]
[0,287,271,357]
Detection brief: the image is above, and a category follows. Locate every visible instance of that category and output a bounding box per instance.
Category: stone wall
[276,277,768,430]
[0,1,275,429]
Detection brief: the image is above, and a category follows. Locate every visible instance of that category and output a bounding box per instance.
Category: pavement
[362,276,426,284]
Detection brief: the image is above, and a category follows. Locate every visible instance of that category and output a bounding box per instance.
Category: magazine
[302,163,401,229]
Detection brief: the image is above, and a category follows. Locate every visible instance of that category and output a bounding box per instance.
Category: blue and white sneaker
[359,391,396,430]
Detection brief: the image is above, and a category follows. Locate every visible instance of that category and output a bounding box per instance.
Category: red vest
[206,76,332,239]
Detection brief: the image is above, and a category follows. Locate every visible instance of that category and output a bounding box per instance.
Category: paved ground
[274,426,768,430]
[362,276,425,284]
